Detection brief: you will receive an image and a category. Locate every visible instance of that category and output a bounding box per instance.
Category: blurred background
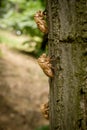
[0,0,49,130]
[0,0,48,54]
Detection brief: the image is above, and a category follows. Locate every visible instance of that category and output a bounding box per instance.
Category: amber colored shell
[40,102,49,120]
[37,53,54,78]
[34,11,48,34]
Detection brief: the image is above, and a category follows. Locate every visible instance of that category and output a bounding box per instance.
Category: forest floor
[0,44,49,130]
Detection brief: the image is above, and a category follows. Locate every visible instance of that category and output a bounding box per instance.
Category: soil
[0,44,49,130]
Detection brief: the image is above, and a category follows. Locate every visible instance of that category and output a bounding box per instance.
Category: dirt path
[0,44,49,130]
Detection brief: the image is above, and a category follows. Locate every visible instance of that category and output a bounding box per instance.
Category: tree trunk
[46,0,87,130]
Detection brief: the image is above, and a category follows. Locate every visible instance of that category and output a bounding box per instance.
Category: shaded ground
[0,44,49,130]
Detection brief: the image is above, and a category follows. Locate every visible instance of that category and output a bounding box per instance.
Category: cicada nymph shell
[34,11,48,34]
[40,102,49,120]
[37,53,54,78]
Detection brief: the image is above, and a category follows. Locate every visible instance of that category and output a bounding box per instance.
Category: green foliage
[0,0,45,36]
[0,30,20,47]
[35,125,49,130]
[0,1,46,55]
[0,30,43,56]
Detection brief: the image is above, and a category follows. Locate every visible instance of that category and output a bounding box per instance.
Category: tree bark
[46,0,87,130]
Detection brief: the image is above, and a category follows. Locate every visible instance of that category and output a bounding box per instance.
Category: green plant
[35,125,49,130]
[0,0,45,36]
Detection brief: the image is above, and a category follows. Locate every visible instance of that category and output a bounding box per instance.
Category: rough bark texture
[47,0,87,130]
